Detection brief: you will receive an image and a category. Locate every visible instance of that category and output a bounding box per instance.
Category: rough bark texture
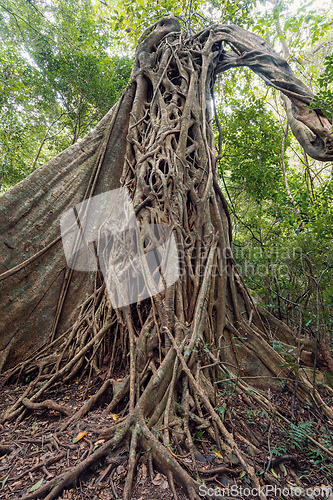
[1,18,333,499]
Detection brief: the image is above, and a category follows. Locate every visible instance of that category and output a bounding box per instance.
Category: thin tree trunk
[31,113,67,170]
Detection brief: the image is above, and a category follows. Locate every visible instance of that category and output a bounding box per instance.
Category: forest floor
[0,376,333,500]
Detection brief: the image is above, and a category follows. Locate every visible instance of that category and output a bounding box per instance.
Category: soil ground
[1,377,333,499]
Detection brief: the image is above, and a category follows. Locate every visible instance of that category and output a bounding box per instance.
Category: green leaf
[271,468,279,478]
[29,478,43,492]
[1,475,9,488]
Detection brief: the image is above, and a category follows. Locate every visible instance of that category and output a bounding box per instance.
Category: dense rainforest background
[1,0,333,499]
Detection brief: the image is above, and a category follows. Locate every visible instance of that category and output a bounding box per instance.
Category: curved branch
[212,24,333,161]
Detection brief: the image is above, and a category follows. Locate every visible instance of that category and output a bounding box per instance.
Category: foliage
[107,0,256,40]
[288,421,314,450]
[269,420,316,457]
[316,52,333,116]
[215,0,333,347]
[0,0,261,191]
[218,94,286,202]
[0,0,132,190]
[252,0,332,54]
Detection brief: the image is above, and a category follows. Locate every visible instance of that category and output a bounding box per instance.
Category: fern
[287,421,315,450]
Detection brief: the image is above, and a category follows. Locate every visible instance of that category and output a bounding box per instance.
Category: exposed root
[22,422,130,500]
[21,398,71,417]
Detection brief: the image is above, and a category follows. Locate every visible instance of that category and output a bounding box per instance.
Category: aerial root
[1,292,331,500]
[58,363,119,432]
[167,470,179,500]
[4,324,332,500]
[1,318,116,424]
[164,327,265,495]
[4,346,333,500]
[122,426,139,500]
[138,414,201,500]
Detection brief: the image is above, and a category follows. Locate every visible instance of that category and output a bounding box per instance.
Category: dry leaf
[152,473,163,485]
[116,465,126,475]
[161,479,169,489]
[94,439,105,446]
[73,430,87,443]
[140,463,147,480]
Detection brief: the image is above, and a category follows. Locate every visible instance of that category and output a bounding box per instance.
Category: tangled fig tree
[1,17,333,500]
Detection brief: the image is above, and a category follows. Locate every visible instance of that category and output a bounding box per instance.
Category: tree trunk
[1,17,333,499]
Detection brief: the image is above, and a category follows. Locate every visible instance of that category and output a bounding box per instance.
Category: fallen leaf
[271,468,279,478]
[93,439,105,451]
[94,439,105,446]
[279,463,287,476]
[140,463,147,480]
[28,478,43,492]
[1,474,9,488]
[152,473,163,485]
[228,453,240,465]
[247,445,255,457]
[73,430,87,443]
[161,479,169,489]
